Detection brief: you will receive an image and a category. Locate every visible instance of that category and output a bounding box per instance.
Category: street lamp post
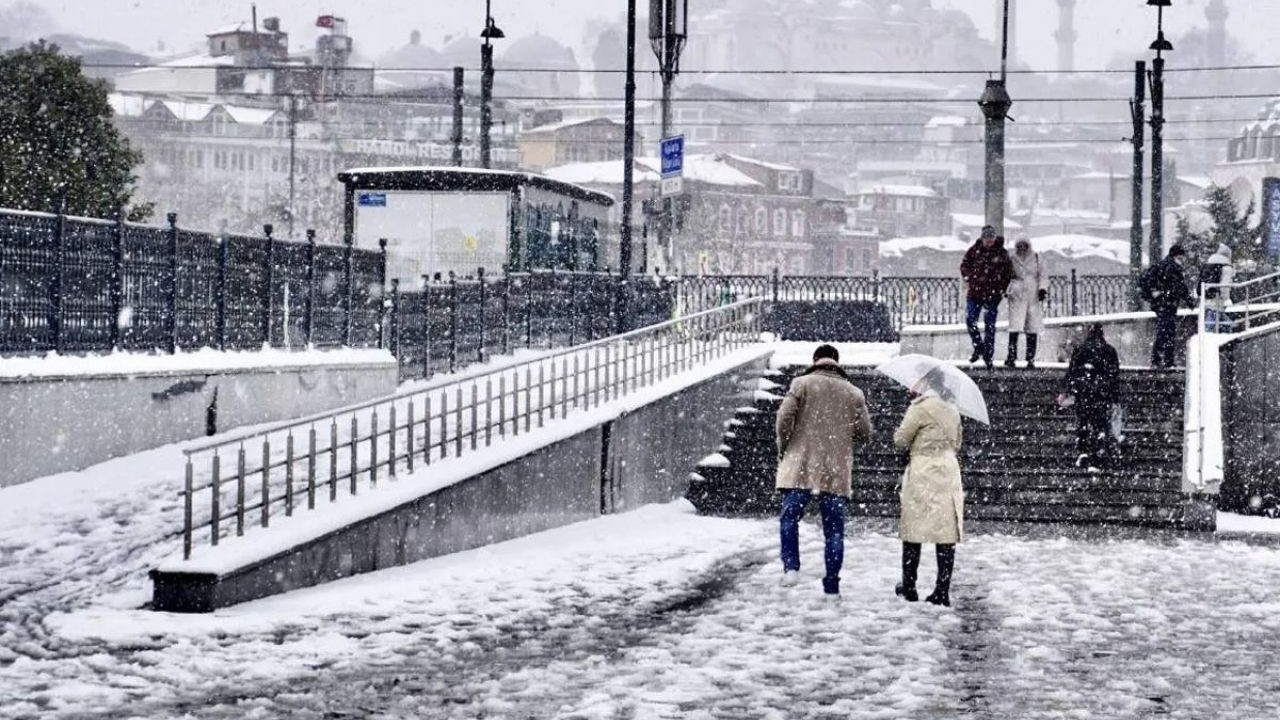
[480,0,505,170]
[1147,0,1173,263]
[618,0,638,334]
[650,0,688,271]
[978,0,1013,238]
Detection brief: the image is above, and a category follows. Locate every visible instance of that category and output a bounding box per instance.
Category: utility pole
[1148,0,1173,263]
[618,0,638,334]
[650,0,688,271]
[451,66,465,167]
[978,0,1013,237]
[480,0,504,169]
[287,93,298,240]
[1129,60,1146,308]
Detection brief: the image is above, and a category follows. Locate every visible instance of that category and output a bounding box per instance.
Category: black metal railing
[0,209,385,355]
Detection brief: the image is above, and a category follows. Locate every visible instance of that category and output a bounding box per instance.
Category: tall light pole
[650,0,687,270]
[480,0,504,169]
[1147,0,1173,262]
[978,0,1013,237]
[618,0,638,334]
[1129,59,1146,308]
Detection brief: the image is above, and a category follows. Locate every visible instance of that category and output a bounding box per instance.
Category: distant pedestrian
[1139,245,1194,368]
[775,344,873,596]
[1060,322,1122,467]
[960,226,1013,369]
[893,368,964,608]
[1199,243,1236,333]
[1005,238,1049,369]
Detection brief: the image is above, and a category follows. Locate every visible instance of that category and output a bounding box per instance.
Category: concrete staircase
[688,365,1198,529]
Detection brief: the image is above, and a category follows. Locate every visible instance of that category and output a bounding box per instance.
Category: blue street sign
[358,192,387,207]
[660,135,684,177]
[1264,177,1280,260]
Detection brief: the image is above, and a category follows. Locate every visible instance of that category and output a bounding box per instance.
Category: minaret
[1206,0,1228,66]
[1055,0,1076,73]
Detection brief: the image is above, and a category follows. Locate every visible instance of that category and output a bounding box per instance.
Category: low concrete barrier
[0,357,398,487]
[900,309,1201,366]
[151,351,771,612]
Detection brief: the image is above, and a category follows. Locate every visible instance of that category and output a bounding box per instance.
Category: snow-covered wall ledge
[901,309,1200,366]
[0,348,397,488]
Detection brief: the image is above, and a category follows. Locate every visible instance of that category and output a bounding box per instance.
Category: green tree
[0,41,149,220]
[1175,184,1264,277]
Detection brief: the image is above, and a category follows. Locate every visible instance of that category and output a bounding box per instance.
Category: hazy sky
[17,0,1280,70]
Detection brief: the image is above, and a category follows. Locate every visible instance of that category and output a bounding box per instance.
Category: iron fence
[0,209,385,355]
[176,298,766,559]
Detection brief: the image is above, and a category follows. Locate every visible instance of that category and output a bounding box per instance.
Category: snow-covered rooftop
[545,160,661,186]
[545,155,763,189]
[856,184,939,198]
[880,233,1129,264]
[951,213,1023,231]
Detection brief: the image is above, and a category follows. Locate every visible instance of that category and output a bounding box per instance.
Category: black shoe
[895,583,919,602]
[983,359,994,370]
[1003,358,1016,368]
[969,350,981,363]
[925,589,951,607]
[1025,360,1036,369]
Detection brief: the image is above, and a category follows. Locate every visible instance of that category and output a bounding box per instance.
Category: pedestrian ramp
[689,364,1207,530]
[150,300,772,612]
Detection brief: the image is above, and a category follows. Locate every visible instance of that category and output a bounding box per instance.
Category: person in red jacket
[960,226,1014,369]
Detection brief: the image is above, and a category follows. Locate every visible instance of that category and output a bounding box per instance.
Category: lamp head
[481,17,505,39]
[1146,0,1172,6]
[1150,31,1174,53]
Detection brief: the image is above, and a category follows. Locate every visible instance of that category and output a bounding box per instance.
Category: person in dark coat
[1061,323,1121,466]
[960,226,1014,369]
[1140,245,1194,368]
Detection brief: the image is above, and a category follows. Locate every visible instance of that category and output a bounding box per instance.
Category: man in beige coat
[893,375,964,607]
[776,344,873,595]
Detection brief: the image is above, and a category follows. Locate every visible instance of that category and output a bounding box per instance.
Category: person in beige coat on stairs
[892,370,964,607]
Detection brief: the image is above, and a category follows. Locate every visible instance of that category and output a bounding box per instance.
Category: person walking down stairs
[1005,238,1049,369]
[892,369,964,608]
[775,345,873,596]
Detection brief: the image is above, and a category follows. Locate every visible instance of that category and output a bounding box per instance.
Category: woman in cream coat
[892,372,964,607]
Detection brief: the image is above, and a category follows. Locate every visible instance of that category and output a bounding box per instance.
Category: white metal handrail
[176,298,766,559]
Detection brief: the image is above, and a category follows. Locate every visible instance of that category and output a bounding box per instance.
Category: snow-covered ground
[7,336,1280,718]
[7,469,1280,719]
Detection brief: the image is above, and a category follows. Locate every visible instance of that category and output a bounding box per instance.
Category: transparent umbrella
[875,354,990,425]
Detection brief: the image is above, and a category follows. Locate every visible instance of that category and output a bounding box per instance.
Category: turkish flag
[316,15,335,28]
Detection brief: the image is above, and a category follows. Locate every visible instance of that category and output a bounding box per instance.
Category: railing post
[477,266,487,363]
[216,232,228,350]
[568,270,577,345]
[304,229,316,346]
[109,205,125,351]
[872,268,881,304]
[525,271,534,348]
[389,278,401,360]
[49,196,67,354]
[421,274,432,379]
[343,234,355,346]
[262,224,274,347]
[501,267,512,355]
[167,212,179,354]
[378,238,389,350]
[448,270,458,372]
[1070,268,1079,317]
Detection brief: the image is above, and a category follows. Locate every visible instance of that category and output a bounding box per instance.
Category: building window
[778,172,799,191]
[754,207,767,234]
[718,204,732,233]
[774,209,787,236]
[792,210,806,238]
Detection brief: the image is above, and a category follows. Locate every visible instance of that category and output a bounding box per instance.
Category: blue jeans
[779,489,847,593]
[1205,309,1232,333]
[965,299,1000,362]
[1152,311,1178,367]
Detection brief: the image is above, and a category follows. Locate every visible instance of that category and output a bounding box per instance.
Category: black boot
[1004,333,1019,368]
[896,542,920,602]
[1025,334,1038,369]
[925,544,955,607]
